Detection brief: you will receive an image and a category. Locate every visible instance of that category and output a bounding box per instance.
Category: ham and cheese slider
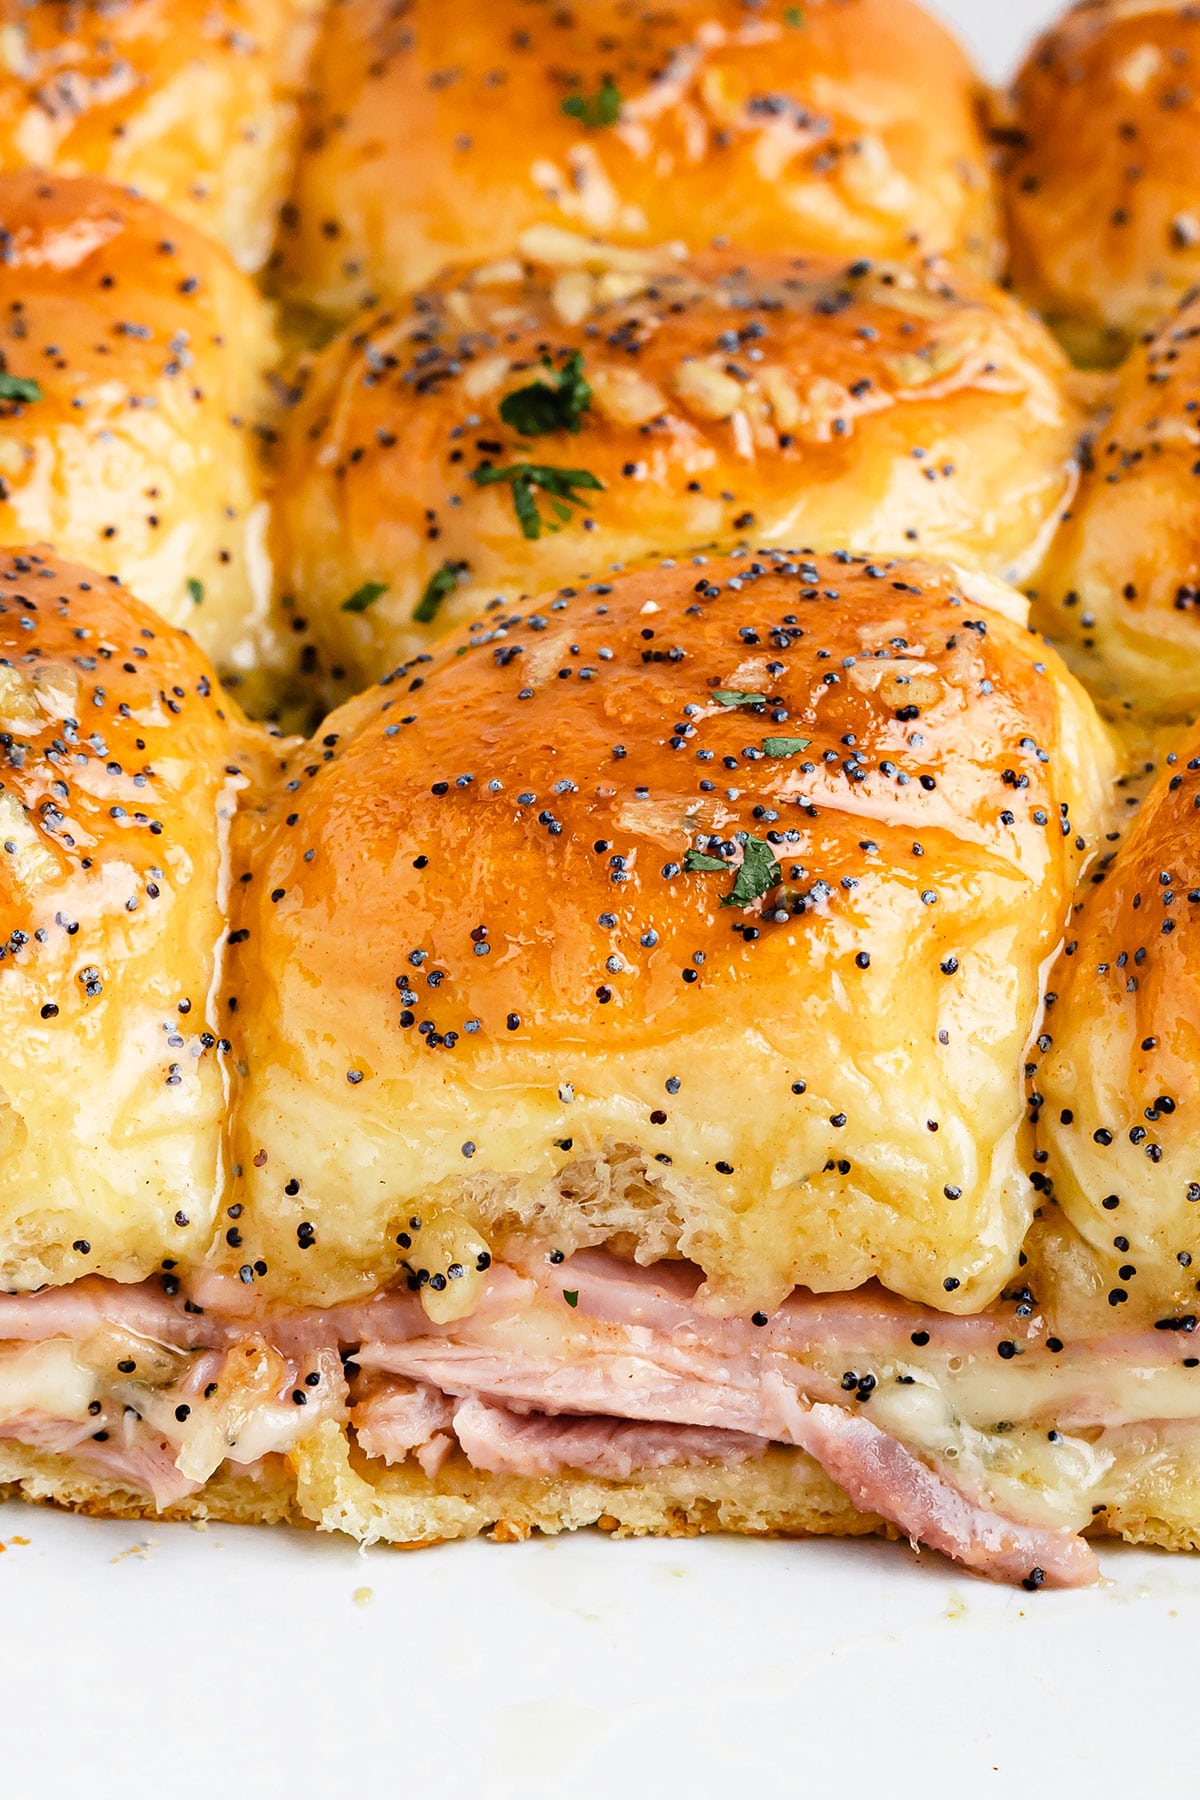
[271,248,1079,691]
[203,546,1143,1586]
[1004,0,1200,365]
[0,0,321,273]
[1034,286,1200,720]
[0,546,248,1294]
[0,173,276,677]
[1039,720,1200,1337]
[2,544,1199,1587]
[274,0,999,318]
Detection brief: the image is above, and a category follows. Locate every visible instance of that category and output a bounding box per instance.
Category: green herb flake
[721,835,782,910]
[683,850,729,873]
[413,562,463,624]
[562,1289,580,1308]
[341,580,389,615]
[472,462,604,540]
[0,373,42,404]
[186,577,204,606]
[785,5,805,26]
[711,689,766,708]
[499,351,592,437]
[762,736,811,757]
[561,76,622,129]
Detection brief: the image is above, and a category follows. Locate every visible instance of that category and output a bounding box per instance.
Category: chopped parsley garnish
[499,351,592,437]
[472,462,603,540]
[413,561,465,624]
[722,835,782,910]
[341,580,388,614]
[561,76,622,129]
[762,736,811,756]
[562,1289,580,1308]
[186,577,204,606]
[0,373,41,404]
[683,850,728,873]
[785,5,805,26]
[712,690,766,708]
[684,834,783,910]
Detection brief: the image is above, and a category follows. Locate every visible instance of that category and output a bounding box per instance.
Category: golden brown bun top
[0,545,252,1291]
[225,550,1114,1313]
[1039,722,1200,1325]
[0,171,276,673]
[272,248,1079,691]
[0,0,320,272]
[276,0,999,316]
[1004,0,1200,364]
[1034,285,1200,720]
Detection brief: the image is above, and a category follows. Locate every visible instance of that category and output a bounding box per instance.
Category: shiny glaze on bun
[0,546,256,1290]
[273,249,1078,690]
[276,0,999,315]
[1005,1,1200,364]
[224,550,1114,1312]
[0,172,277,673]
[1040,718,1200,1324]
[0,0,320,272]
[1034,286,1200,721]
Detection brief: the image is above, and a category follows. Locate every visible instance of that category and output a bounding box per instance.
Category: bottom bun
[0,1432,882,1547]
[0,1424,1194,1568]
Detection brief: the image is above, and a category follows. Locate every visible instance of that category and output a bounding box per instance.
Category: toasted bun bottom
[1,1425,1197,1561]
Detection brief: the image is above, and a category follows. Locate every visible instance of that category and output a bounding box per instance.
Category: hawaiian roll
[223,550,1115,1315]
[0,0,321,273]
[0,173,277,674]
[272,250,1080,691]
[276,0,1000,316]
[0,546,256,1291]
[1004,1,1200,364]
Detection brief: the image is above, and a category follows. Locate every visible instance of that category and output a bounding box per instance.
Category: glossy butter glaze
[1004,0,1200,364]
[0,546,258,1289]
[275,0,999,315]
[0,172,277,671]
[0,0,321,272]
[224,550,1114,1312]
[273,250,1079,689]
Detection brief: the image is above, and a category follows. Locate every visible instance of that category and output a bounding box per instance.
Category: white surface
[5,5,1168,1798]
[0,1507,1191,1799]
[932,0,1060,77]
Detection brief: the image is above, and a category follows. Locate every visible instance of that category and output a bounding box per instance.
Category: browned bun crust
[1004,1,1200,365]
[271,249,1079,691]
[223,550,1113,1315]
[0,172,277,672]
[0,544,257,1290]
[0,0,321,273]
[1033,286,1200,720]
[275,0,1000,318]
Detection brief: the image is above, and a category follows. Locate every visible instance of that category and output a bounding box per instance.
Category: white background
[7,6,1170,1798]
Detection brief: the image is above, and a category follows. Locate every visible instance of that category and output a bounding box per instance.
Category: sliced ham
[0,1278,221,1349]
[0,1412,200,1510]
[451,1396,767,1480]
[763,1379,1099,1590]
[357,1333,844,1430]
[352,1382,456,1465]
[359,1314,1101,1586]
[0,1249,1144,1584]
[535,1250,1032,1356]
[416,1435,454,1478]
